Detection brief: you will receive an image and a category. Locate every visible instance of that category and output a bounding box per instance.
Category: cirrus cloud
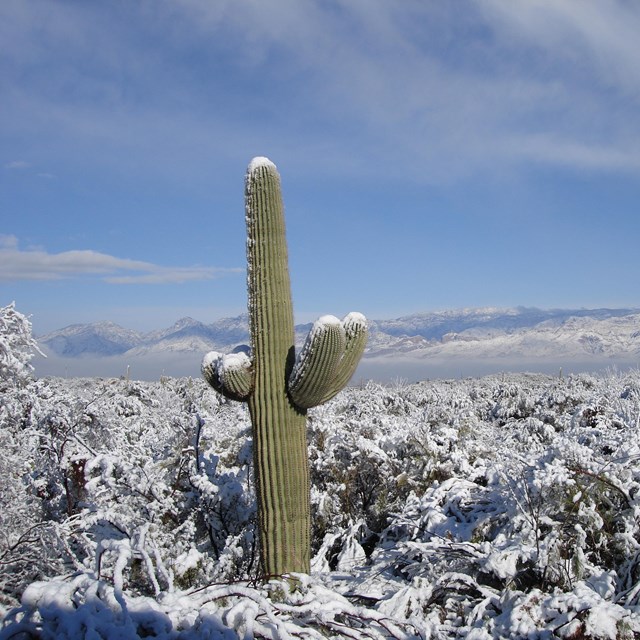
[4,160,30,170]
[0,235,242,284]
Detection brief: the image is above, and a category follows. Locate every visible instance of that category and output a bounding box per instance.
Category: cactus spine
[203,157,367,577]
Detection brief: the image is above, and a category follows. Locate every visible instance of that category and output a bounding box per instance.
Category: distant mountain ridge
[37,307,640,364]
[372,306,636,340]
[40,321,142,357]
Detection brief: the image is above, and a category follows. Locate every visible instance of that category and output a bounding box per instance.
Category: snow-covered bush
[0,372,257,614]
[3,368,640,637]
[0,302,42,391]
[0,304,53,608]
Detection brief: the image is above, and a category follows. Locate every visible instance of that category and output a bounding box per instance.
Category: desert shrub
[4,353,640,636]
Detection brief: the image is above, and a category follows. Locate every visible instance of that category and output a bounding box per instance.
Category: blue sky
[2,0,640,335]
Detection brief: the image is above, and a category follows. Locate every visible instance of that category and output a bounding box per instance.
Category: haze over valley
[33,306,640,382]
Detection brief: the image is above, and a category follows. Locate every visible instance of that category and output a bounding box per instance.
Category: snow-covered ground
[3,366,640,638]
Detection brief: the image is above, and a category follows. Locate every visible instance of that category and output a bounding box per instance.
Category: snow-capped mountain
[39,321,144,357]
[365,307,640,361]
[144,315,250,347]
[37,307,640,363]
[371,306,636,341]
[37,315,249,358]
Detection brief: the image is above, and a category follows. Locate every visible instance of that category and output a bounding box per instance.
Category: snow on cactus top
[315,315,342,329]
[247,156,276,173]
[342,311,367,331]
[201,350,220,369]
[219,350,251,374]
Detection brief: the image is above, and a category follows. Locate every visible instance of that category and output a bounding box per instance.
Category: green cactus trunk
[202,157,368,579]
[245,159,311,576]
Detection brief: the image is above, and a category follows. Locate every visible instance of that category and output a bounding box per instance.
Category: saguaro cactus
[202,157,367,576]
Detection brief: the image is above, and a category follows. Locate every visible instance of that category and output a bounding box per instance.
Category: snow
[201,350,220,370]
[219,350,251,374]
[343,312,367,327]
[316,315,342,327]
[32,307,640,383]
[173,548,203,579]
[247,156,276,173]
[6,303,640,637]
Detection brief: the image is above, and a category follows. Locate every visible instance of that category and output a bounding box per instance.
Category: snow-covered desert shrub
[0,304,55,610]
[0,302,42,391]
[4,368,640,636]
[0,370,258,613]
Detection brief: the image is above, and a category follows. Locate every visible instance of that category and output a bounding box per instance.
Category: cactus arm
[201,350,253,401]
[288,312,368,409]
[318,312,368,404]
[288,315,346,409]
[201,351,224,395]
[245,157,311,575]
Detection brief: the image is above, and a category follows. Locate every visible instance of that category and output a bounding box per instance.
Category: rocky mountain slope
[37,307,640,363]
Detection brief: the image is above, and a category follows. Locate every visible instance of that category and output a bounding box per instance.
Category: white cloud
[0,236,242,284]
[167,0,640,178]
[4,160,30,169]
[0,235,19,249]
[2,1,640,183]
[479,0,640,95]
[512,135,640,172]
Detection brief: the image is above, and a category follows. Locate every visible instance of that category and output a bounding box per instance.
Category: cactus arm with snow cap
[202,157,368,577]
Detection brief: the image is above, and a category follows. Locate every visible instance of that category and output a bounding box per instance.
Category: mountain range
[37,307,640,367]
